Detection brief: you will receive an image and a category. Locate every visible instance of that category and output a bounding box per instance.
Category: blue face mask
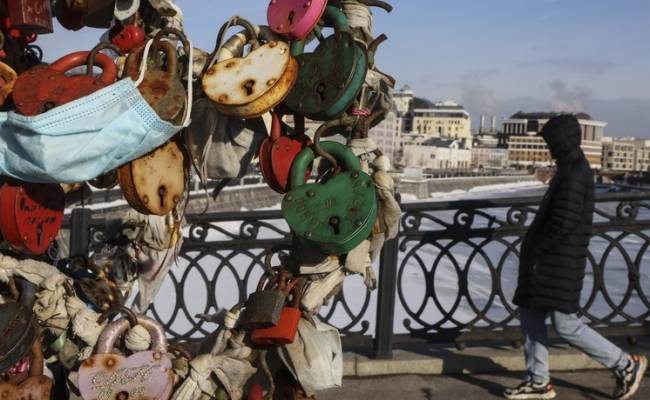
[0,40,194,184]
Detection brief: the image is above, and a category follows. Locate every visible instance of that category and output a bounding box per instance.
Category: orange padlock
[251,276,303,345]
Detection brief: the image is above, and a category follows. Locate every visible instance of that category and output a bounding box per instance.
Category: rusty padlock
[251,275,303,345]
[118,138,188,216]
[0,181,64,255]
[202,17,298,118]
[0,332,53,399]
[124,28,189,123]
[4,0,53,34]
[240,249,295,329]
[259,112,312,194]
[78,309,174,400]
[0,61,17,106]
[12,43,118,116]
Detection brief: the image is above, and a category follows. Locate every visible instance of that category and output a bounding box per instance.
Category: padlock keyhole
[329,216,341,235]
[316,83,326,102]
[158,185,167,207]
[36,224,43,245]
[288,10,295,25]
[243,79,256,96]
[41,101,56,113]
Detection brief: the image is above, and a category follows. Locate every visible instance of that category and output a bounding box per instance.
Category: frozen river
[147,182,650,339]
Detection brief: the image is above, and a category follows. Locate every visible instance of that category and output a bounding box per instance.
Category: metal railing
[65,190,650,359]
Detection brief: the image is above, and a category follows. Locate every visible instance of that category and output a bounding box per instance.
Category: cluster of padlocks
[0,0,398,399]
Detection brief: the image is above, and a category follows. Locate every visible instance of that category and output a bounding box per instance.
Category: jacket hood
[541,115,585,163]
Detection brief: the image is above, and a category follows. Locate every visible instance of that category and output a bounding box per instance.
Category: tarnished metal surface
[119,140,187,216]
[13,50,117,116]
[5,0,53,33]
[282,142,377,255]
[0,183,64,255]
[285,32,367,120]
[203,40,298,118]
[0,302,37,372]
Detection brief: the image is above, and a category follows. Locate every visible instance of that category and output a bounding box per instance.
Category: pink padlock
[267,0,328,40]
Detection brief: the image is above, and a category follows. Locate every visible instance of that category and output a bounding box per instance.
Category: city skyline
[39,0,650,137]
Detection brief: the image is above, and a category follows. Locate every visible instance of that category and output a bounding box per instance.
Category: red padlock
[259,112,312,194]
[247,383,265,400]
[0,182,64,255]
[4,0,53,34]
[12,44,118,116]
[251,277,303,345]
[109,24,145,53]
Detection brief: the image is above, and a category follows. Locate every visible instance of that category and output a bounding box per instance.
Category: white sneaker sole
[618,355,648,400]
[504,388,557,400]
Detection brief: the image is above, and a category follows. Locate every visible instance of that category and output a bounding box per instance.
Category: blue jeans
[520,307,630,384]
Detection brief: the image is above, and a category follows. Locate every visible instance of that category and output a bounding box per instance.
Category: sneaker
[503,381,557,400]
[613,354,647,400]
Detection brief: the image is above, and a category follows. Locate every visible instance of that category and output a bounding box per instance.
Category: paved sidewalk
[320,370,650,400]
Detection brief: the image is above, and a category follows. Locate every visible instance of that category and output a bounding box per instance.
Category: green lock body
[284,6,368,121]
[282,142,377,255]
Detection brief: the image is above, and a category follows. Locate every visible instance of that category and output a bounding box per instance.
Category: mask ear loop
[133,38,193,128]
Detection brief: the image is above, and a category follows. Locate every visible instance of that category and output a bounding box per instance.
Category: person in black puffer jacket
[503,115,646,400]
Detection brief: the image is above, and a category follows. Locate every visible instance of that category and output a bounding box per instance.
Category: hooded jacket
[513,115,595,313]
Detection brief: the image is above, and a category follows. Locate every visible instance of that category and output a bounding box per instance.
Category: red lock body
[259,113,311,194]
[4,0,53,34]
[110,24,145,53]
[12,49,118,116]
[251,278,303,345]
[247,383,265,400]
[0,182,64,255]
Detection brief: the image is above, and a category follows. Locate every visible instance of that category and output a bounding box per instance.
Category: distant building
[403,136,471,170]
[471,133,508,169]
[501,112,606,169]
[601,137,650,172]
[369,110,399,167]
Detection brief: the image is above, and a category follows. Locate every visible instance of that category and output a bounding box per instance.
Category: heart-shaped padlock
[282,141,377,255]
[259,112,312,193]
[12,43,118,116]
[267,0,328,40]
[202,18,298,118]
[124,28,189,123]
[118,139,188,216]
[0,182,64,255]
[78,312,174,400]
[283,6,368,121]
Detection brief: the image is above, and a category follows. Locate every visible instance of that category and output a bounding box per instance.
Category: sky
[38,0,650,137]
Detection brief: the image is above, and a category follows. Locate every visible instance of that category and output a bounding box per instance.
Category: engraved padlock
[4,0,53,34]
[78,308,174,400]
[0,332,53,399]
[251,275,303,345]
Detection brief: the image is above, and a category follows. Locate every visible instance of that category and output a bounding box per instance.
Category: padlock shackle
[49,51,118,86]
[290,6,351,56]
[204,17,260,75]
[28,333,44,377]
[152,27,191,64]
[289,141,361,189]
[95,314,167,354]
[86,42,122,77]
[270,111,282,141]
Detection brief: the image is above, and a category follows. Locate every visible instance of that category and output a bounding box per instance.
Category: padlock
[240,249,294,329]
[0,182,64,255]
[251,276,303,345]
[124,28,189,123]
[0,302,38,373]
[0,61,17,106]
[4,0,53,34]
[259,112,312,194]
[109,23,145,53]
[284,6,368,120]
[0,332,53,399]
[78,310,174,400]
[118,138,188,216]
[12,43,118,116]
[57,0,116,30]
[282,141,377,255]
[267,0,328,40]
[202,17,298,118]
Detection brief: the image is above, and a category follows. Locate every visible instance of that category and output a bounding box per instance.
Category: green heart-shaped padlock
[284,6,368,121]
[282,141,377,255]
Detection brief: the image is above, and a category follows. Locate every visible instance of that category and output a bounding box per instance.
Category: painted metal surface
[267,0,328,40]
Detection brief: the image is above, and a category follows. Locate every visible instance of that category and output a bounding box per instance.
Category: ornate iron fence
[65,190,650,359]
